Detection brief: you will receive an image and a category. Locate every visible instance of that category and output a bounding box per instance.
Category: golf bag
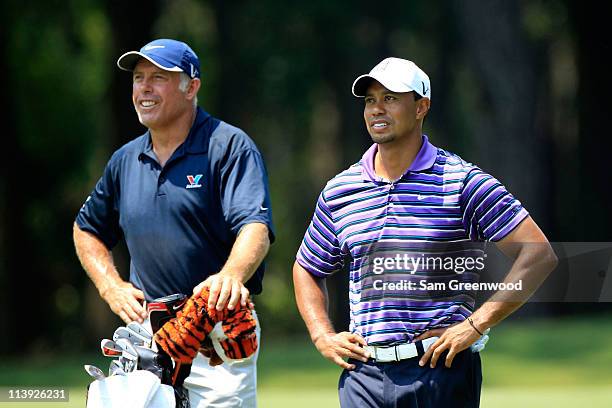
[86,289,259,407]
[86,294,190,408]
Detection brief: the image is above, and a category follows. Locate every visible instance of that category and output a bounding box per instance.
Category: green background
[0,0,611,406]
[1,316,611,407]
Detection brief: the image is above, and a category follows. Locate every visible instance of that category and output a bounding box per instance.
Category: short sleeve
[296,192,344,277]
[461,169,529,241]
[75,160,122,249]
[220,148,275,242]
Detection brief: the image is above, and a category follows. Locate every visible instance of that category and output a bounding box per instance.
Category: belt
[365,337,439,363]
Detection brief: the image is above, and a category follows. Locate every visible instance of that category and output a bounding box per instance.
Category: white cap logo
[143,45,165,51]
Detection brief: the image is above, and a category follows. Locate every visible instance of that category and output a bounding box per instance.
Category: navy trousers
[338,347,482,408]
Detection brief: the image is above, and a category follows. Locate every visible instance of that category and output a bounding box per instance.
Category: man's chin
[370,134,395,144]
[136,112,156,128]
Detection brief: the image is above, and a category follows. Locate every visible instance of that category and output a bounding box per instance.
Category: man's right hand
[313,332,370,370]
[101,281,146,323]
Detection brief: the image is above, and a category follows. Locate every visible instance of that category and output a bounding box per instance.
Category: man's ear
[416,98,431,120]
[187,78,201,100]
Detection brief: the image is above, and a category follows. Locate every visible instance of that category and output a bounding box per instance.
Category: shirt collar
[139,107,215,160]
[361,135,438,182]
[184,107,215,154]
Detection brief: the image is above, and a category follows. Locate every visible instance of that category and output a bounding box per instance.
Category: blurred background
[0,0,611,406]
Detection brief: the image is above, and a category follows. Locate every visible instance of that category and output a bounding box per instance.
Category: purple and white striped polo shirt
[296,135,528,345]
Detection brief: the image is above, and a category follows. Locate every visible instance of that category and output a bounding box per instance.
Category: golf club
[101,339,122,357]
[113,326,149,347]
[108,359,126,376]
[84,364,106,381]
[127,321,153,340]
[116,338,139,373]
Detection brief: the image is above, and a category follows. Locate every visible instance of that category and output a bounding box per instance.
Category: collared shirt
[296,135,528,345]
[77,108,274,300]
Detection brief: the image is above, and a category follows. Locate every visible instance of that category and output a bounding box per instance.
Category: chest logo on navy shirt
[186,174,203,189]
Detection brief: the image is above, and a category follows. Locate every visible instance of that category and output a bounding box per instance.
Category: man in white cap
[74,38,275,407]
[293,57,556,406]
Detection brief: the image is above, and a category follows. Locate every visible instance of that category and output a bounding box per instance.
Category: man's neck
[374,132,423,181]
[150,108,197,166]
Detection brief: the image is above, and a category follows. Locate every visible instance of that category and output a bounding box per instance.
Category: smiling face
[132,59,198,132]
[363,81,429,145]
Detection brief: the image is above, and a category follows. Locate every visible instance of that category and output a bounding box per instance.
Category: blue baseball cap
[117,39,200,78]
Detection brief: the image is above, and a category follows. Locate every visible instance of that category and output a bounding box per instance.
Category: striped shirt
[296,135,528,345]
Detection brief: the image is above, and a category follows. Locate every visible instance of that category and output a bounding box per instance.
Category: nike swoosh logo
[144,45,165,51]
[260,206,268,211]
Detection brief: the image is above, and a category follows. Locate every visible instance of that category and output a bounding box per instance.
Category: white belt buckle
[373,346,398,362]
[396,343,418,360]
[422,336,438,353]
[368,336,440,363]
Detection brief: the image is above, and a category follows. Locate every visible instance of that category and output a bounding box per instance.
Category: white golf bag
[86,370,176,408]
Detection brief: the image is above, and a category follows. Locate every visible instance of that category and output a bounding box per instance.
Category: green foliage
[1,0,609,356]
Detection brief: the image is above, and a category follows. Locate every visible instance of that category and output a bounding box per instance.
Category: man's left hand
[415,320,481,368]
[193,273,249,311]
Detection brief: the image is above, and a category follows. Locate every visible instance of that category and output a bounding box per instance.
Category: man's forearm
[74,222,146,322]
[73,222,122,296]
[219,223,270,283]
[293,262,335,343]
[471,241,558,331]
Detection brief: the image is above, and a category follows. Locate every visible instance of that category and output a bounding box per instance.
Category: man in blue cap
[74,39,274,407]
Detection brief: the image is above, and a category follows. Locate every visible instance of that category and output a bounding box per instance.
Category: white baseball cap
[352,57,431,100]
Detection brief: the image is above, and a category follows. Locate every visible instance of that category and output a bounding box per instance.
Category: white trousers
[145,310,260,408]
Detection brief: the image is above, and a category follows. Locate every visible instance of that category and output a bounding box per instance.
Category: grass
[1,386,610,408]
[0,315,611,407]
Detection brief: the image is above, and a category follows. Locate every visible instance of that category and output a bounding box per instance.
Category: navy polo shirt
[76,108,275,300]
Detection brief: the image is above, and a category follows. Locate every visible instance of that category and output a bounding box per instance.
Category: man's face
[363,81,427,144]
[132,59,193,130]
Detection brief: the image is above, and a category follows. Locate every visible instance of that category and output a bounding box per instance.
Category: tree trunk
[453,0,553,232]
[0,2,22,354]
[105,0,162,148]
[571,2,612,240]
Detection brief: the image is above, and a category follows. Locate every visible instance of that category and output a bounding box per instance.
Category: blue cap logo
[117,39,200,78]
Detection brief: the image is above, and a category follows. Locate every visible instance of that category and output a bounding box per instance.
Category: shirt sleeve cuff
[232,216,276,243]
